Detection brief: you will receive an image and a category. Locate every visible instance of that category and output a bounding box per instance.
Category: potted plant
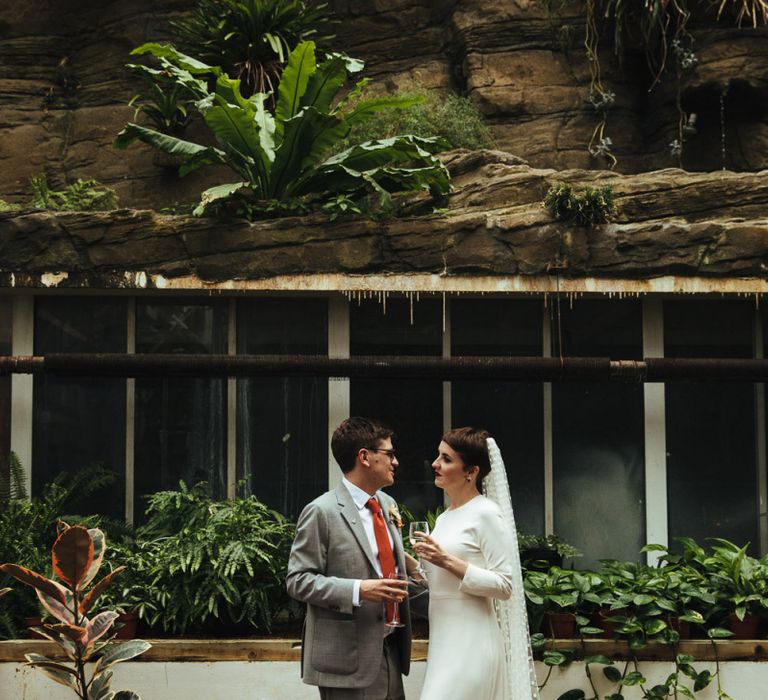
[0,521,150,699]
[519,533,582,570]
[525,567,599,639]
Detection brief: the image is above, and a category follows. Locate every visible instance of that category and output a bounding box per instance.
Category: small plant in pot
[525,567,599,639]
[519,533,582,570]
[0,521,150,699]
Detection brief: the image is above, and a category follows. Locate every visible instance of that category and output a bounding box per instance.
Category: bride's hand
[413,534,449,568]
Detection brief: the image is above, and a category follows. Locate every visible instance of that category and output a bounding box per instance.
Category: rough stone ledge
[1,150,767,289]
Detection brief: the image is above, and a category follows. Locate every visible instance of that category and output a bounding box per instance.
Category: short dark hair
[331,417,395,473]
[442,427,491,489]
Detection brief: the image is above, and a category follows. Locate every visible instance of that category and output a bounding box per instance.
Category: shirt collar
[342,477,377,510]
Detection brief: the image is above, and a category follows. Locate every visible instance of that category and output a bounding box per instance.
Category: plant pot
[24,616,46,639]
[114,612,139,640]
[546,611,577,639]
[593,608,628,639]
[669,616,692,639]
[727,612,760,640]
[521,548,563,569]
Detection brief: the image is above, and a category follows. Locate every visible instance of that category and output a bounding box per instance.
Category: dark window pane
[237,299,328,519]
[134,301,228,523]
[451,298,544,535]
[0,299,11,472]
[351,297,442,515]
[33,298,126,518]
[665,300,757,552]
[553,299,645,567]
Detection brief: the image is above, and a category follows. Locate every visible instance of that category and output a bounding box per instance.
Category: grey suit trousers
[319,637,405,700]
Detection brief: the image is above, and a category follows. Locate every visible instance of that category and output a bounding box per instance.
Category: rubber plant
[115,40,450,219]
[0,523,150,700]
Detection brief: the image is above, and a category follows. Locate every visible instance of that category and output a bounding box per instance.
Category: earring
[466,476,471,482]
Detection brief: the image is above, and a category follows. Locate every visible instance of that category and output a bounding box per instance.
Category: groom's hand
[359,578,409,603]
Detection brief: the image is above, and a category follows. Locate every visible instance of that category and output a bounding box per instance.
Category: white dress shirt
[342,477,395,606]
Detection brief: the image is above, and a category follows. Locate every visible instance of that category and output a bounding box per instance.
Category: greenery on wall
[115,41,450,220]
[339,84,495,152]
[171,0,334,97]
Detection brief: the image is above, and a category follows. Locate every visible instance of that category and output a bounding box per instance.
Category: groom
[287,417,412,699]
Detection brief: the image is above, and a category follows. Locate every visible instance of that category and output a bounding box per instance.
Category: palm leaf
[193,182,250,216]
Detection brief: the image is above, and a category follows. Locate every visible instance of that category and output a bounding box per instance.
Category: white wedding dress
[420,495,517,700]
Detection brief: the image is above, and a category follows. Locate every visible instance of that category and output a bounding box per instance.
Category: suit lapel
[335,484,380,574]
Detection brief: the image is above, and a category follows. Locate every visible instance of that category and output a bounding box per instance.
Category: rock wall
[2,151,766,289]
[0,0,766,211]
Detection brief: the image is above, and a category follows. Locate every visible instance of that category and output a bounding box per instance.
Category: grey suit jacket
[286,483,412,689]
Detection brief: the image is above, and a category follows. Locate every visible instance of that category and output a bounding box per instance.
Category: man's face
[364,437,399,489]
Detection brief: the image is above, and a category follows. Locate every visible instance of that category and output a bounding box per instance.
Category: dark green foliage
[544,182,616,226]
[0,453,27,507]
[28,175,119,212]
[171,0,334,96]
[340,85,495,151]
[117,481,296,635]
[115,41,450,219]
[128,69,193,136]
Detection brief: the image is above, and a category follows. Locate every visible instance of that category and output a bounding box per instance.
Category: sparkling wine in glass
[385,572,408,629]
[409,521,430,575]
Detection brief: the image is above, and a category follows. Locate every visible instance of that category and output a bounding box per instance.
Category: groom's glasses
[366,447,397,461]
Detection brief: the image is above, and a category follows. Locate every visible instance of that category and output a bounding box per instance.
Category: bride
[413,427,540,700]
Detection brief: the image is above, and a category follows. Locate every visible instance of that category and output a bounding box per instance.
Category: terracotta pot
[114,612,139,640]
[727,612,761,639]
[547,611,577,639]
[24,616,46,640]
[593,608,628,639]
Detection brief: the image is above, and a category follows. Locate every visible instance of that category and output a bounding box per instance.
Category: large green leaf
[25,653,79,691]
[201,98,274,190]
[115,123,222,162]
[270,107,347,197]
[193,182,250,216]
[300,52,363,115]
[130,43,218,75]
[82,528,106,588]
[344,95,425,128]
[94,640,152,674]
[275,41,316,139]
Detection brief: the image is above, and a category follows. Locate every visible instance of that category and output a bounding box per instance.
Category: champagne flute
[385,572,408,629]
[409,521,430,576]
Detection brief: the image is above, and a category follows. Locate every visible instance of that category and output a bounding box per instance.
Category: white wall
[1,660,765,699]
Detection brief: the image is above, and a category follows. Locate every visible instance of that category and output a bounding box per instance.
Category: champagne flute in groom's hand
[409,521,430,577]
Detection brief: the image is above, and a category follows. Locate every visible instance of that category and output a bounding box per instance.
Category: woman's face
[432,440,472,491]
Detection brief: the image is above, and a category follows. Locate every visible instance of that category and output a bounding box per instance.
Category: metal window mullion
[227,299,237,499]
[125,298,136,525]
[10,295,34,490]
[542,300,554,536]
[328,294,350,491]
[754,308,768,554]
[643,297,668,564]
[442,295,451,509]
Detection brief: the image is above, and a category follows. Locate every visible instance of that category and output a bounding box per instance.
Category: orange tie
[366,497,397,620]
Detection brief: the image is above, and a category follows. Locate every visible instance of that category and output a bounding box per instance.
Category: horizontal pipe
[1,354,768,382]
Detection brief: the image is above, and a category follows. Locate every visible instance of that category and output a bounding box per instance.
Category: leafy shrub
[115,481,296,635]
[543,182,615,226]
[29,175,118,212]
[116,41,450,219]
[341,85,495,151]
[0,200,21,212]
[172,0,334,97]
[0,464,123,639]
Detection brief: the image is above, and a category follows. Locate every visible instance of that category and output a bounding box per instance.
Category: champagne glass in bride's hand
[409,521,430,576]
